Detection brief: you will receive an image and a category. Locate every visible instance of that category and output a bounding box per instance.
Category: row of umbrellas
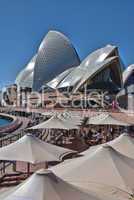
[28,112,131,131]
[0,134,115,200]
[87,113,130,126]
[0,133,133,200]
[0,110,133,200]
[29,111,83,130]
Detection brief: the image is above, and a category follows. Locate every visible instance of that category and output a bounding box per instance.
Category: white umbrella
[81,133,134,160]
[0,169,114,200]
[0,134,76,173]
[108,133,134,159]
[0,134,76,163]
[28,114,79,130]
[87,113,130,126]
[52,145,134,195]
[81,145,101,156]
[58,111,83,125]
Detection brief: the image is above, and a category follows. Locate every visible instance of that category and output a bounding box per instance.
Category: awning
[0,134,76,164]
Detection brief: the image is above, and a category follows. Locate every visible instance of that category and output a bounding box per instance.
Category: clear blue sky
[0,0,133,88]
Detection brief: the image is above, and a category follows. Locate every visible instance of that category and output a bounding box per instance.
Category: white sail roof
[72,56,118,93]
[123,64,134,86]
[15,55,37,88]
[0,134,76,163]
[57,44,122,92]
[117,84,134,96]
[47,67,74,89]
[33,30,80,91]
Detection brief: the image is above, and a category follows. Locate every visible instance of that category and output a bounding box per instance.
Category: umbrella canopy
[52,145,134,195]
[0,134,76,164]
[58,111,83,125]
[0,169,114,200]
[87,113,130,126]
[108,133,134,159]
[28,114,79,130]
[81,133,134,160]
[81,145,101,156]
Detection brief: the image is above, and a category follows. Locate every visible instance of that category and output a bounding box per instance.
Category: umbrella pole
[27,163,30,176]
[68,130,70,137]
[13,161,16,172]
[3,161,5,174]
[45,162,48,169]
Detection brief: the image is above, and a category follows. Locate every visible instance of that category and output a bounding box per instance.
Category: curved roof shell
[33,30,80,91]
[57,45,123,92]
[47,67,74,89]
[15,55,37,88]
[123,64,134,87]
[73,56,121,93]
[117,84,134,97]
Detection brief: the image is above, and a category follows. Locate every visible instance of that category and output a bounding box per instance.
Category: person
[89,130,103,145]
[87,129,93,140]
[107,129,113,141]
[112,100,118,110]
[110,127,114,140]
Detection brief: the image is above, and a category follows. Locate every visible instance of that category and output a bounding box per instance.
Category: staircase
[0,173,30,187]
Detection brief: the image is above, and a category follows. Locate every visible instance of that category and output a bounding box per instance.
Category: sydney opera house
[2,30,134,111]
[0,30,134,200]
[15,30,123,93]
